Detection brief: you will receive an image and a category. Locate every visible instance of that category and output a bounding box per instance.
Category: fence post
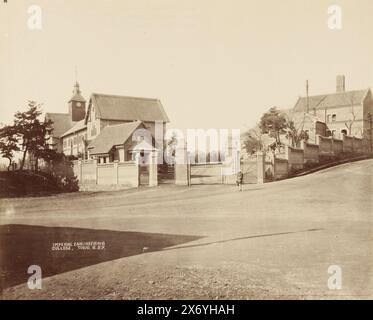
[175,145,190,186]
[187,153,191,186]
[95,159,98,185]
[78,160,82,182]
[257,151,265,184]
[113,161,119,185]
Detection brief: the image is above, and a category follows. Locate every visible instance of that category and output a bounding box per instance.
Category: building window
[341,129,347,135]
[332,114,337,122]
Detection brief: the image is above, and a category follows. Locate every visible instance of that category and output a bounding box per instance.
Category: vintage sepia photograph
[0,0,372,305]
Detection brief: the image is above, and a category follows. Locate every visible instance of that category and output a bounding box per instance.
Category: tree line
[0,101,61,171]
[243,107,309,155]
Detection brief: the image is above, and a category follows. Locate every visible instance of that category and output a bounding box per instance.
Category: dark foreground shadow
[0,224,202,290]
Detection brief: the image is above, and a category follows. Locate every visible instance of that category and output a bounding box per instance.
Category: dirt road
[1,159,372,299]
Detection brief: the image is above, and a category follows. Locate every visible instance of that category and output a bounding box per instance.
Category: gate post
[134,152,141,187]
[175,144,190,186]
[148,150,158,187]
[257,151,265,184]
[77,159,82,183]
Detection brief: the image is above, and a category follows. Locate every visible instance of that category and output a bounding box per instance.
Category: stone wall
[269,133,372,181]
[332,139,343,155]
[317,135,333,155]
[343,135,354,153]
[73,160,139,188]
[274,158,288,180]
[302,142,319,164]
[286,146,304,172]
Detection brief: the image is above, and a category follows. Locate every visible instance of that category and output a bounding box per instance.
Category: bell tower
[68,82,86,122]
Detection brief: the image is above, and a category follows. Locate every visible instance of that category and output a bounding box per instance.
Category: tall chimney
[336,75,345,92]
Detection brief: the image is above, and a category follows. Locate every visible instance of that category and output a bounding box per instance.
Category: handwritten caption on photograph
[51,241,106,251]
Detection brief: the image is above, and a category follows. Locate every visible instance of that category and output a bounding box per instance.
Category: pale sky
[1,0,373,131]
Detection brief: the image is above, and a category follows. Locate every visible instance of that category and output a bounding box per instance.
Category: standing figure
[236,170,243,191]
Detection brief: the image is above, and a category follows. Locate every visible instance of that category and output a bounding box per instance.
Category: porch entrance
[130,143,159,187]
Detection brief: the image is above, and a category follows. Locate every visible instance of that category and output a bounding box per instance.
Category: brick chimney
[336,75,345,92]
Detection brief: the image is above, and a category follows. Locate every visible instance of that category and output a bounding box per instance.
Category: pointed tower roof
[69,82,86,102]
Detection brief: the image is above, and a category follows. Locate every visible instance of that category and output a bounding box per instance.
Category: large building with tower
[46,82,169,163]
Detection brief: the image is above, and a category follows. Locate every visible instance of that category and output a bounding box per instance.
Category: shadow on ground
[163,228,323,251]
[0,224,202,290]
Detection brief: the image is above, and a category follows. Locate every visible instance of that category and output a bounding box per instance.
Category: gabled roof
[45,113,72,138]
[88,121,144,155]
[293,89,369,112]
[60,119,87,138]
[130,140,157,152]
[86,93,169,123]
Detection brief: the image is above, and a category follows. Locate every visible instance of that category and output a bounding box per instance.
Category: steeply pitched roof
[88,121,144,155]
[88,93,169,123]
[60,119,86,138]
[45,113,72,138]
[293,89,369,112]
[69,82,86,102]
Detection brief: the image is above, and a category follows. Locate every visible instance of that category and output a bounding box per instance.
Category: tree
[164,131,178,165]
[242,125,264,155]
[13,101,55,170]
[283,111,310,148]
[0,125,19,170]
[259,107,287,148]
[284,119,309,147]
[344,94,357,136]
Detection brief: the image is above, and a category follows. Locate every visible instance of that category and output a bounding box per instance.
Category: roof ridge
[92,92,159,102]
[299,88,368,99]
